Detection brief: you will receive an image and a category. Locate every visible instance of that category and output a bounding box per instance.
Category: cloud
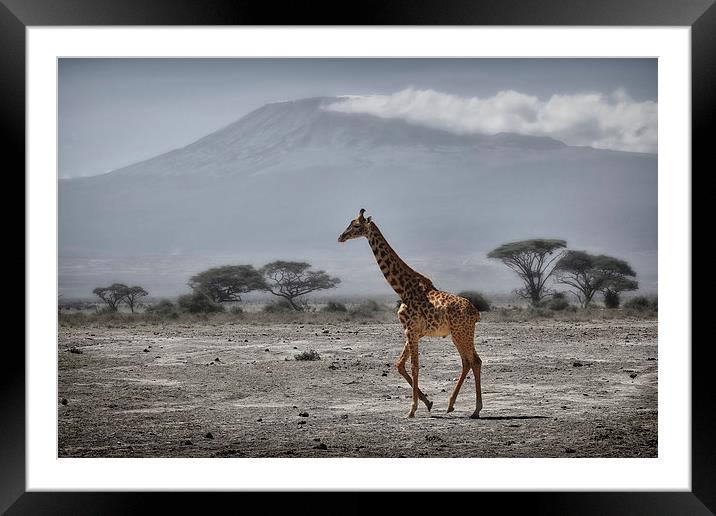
[323,88,657,153]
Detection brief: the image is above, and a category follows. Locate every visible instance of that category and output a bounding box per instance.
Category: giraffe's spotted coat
[338,209,483,418]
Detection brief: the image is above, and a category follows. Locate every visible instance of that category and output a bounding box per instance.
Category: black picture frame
[4,0,709,513]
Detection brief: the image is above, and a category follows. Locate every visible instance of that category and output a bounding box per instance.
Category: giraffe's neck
[366,223,434,298]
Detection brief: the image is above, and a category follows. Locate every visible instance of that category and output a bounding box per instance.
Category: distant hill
[59,96,657,298]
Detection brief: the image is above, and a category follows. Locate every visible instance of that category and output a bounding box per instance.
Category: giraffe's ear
[366,216,372,224]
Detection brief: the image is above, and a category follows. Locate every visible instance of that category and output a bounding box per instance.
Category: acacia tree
[92,283,130,312]
[597,258,638,308]
[487,239,567,305]
[124,286,149,313]
[554,251,606,308]
[261,261,341,311]
[188,265,266,304]
[555,252,638,308]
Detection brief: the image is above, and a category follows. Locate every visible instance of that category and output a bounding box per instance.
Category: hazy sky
[59,58,657,178]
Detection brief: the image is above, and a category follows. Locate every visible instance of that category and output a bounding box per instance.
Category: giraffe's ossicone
[338,209,483,418]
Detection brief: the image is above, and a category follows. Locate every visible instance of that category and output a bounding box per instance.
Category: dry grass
[59,301,656,329]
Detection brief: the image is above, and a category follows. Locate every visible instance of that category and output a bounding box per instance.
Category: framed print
[5,0,710,513]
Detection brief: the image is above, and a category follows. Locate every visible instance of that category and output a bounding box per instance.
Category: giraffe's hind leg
[447,355,469,413]
[469,350,483,419]
[395,339,433,412]
[449,324,483,418]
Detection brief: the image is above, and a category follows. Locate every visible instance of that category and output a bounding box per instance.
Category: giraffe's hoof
[426,400,433,412]
[470,410,481,419]
[407,411,416,418]
[446,406,455,413]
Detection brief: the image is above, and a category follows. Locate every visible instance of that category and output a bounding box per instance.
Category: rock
[573,361,583,367]
[340,414,348,419]
[204,432,214,439]
[265,348,270,352]
[293,346,298,349]
[214,358,220,362]
[68,347,83,354]
[184,439,193,445]
[60,398,68,405]
[257,418,263,422]
[143,348,150,353]
[630,372,638,379]
[322,330,330,334]
[565,447,576,453]
[381,372,388,377]
[313,443,328,450]
[244,339,249,342]
[299,412,309,417]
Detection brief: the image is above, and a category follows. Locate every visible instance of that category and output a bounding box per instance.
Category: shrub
[604,290,621,309]
[295,349,321,361]
[263,300,293,313]
[624,296,657,311]
[145,299,179,318]
[548,297,570,311]
[177,292,224,313]
[349,300,384,318]
[458,291,491,312]
[229,305,244,314]
[322,301,347,312]
[527,307,554,318]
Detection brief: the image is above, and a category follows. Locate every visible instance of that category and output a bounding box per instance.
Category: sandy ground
[58,319,657,457]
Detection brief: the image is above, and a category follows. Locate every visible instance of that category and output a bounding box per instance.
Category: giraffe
[338,209,483,418]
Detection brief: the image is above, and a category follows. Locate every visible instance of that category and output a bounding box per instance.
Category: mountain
[59,96,657,298]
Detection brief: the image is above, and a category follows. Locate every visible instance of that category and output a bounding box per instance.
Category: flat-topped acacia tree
[92,283,130,312]
[124,286,149,313]
[188,265,266,304]
[555,251,638,308]
[487,239,567,305]
[261,261,340,311]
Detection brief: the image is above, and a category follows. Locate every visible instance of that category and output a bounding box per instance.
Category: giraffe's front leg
[407,337,420,418]
[395,340,432,411]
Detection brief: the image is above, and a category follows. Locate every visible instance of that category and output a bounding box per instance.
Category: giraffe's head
[337,208,373,243]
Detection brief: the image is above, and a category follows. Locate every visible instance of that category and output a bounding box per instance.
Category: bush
[177,292,224,313]
[527,307,554,318]
[458,291,491,312]
[349,300,384,318]
[229,305,244,314]
[263,300,293,313]
[548,297,570,311]
[294,349,321,361]
[604,290,621,309]
[146,299,179,318]
[322,301,347,312]
[624,296,657,311]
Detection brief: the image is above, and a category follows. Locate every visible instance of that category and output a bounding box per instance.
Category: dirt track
[58,319,657,457]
